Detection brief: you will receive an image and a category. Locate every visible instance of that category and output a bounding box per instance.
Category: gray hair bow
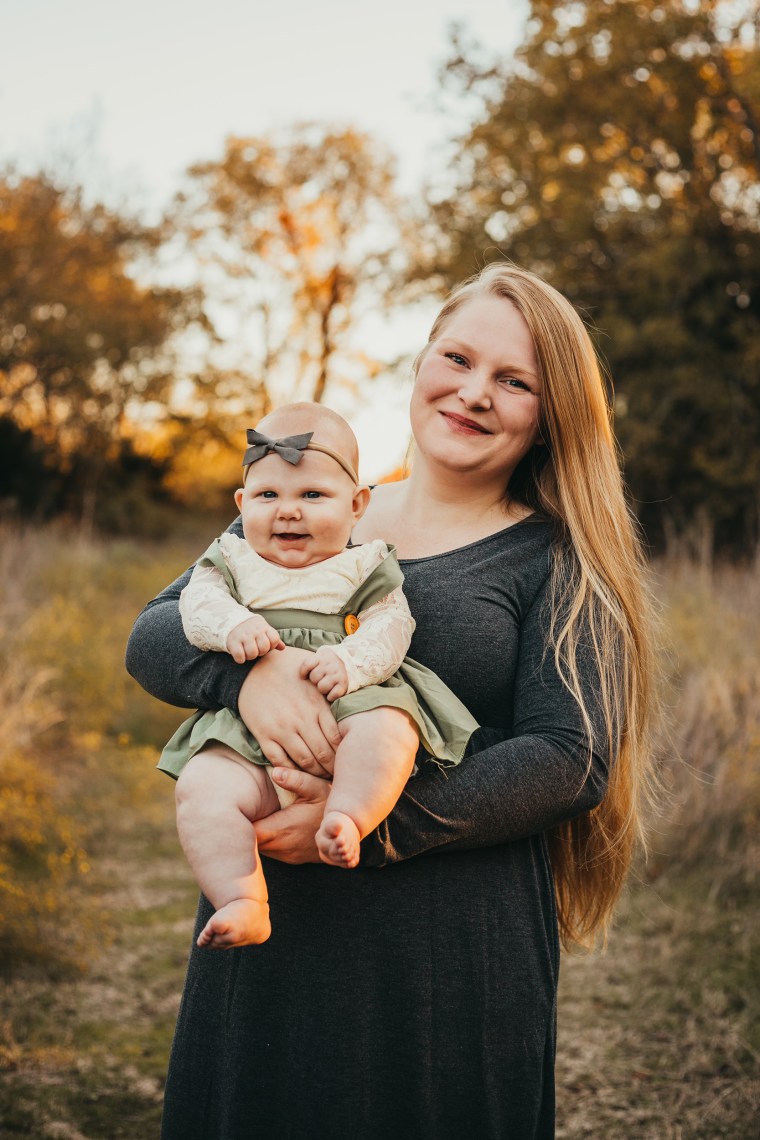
[242,429,314,468]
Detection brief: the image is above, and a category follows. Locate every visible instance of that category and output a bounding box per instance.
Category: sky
[2,0,529,478]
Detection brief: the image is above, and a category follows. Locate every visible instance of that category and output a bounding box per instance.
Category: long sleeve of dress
[179,563,255,652]
[325,585,415,692]
[125,521,252,713]
[360,570,613,867]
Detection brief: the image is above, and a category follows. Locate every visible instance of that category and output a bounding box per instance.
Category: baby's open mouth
[274,533,309,541]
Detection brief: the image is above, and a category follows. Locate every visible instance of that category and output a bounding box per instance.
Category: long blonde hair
[424,263,660,948]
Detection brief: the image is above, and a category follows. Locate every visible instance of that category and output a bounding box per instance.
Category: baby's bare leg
[316,708,419,868]
[175,747,280,949]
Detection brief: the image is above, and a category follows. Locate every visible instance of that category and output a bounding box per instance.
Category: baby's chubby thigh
[337,706,420,775]
[175,744,281,826]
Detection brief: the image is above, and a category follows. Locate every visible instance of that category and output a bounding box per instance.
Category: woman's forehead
[436,295,538,370]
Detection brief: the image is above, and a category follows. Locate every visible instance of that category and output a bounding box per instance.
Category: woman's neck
[360,459,530,558]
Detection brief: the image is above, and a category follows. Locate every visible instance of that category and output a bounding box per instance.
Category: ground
[1,781,757,1138]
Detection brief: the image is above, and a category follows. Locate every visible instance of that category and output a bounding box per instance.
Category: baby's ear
[234,486,245,511]
[351,485,371,522]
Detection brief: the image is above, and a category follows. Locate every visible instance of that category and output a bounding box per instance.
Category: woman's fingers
[270,767,330,803]
[256,775,328,863]
[237,646,340,771]
[295,725,337,775]
[290,735,334,777]
[263,735,332,777]
[318,707,344,752]
[264,743,298,769]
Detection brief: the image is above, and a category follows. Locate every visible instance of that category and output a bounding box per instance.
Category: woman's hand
[256,769,330,864]
[237,646,343,777]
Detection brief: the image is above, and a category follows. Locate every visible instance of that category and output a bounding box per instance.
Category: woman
[126,264,658,1139]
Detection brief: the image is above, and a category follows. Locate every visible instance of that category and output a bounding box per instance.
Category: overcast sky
[3,0,527,201]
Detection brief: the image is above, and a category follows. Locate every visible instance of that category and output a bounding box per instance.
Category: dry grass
[0,527,758,1137]
[555,555,760,1138]
[650,559,760,898]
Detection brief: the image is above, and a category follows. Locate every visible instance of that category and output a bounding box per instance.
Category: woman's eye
[445,352,468,366]
[500,376,530,391]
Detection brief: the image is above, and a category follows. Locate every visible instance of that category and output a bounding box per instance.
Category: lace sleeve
[179,562,255,653]
[326,585,415,693]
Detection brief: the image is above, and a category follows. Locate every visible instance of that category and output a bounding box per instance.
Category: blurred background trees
[416,0,760,552]
[0,172,208,529]
[177,124,402,407]
[1,0,758,554]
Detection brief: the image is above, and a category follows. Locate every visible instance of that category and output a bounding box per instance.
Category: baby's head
[234,403,370,569]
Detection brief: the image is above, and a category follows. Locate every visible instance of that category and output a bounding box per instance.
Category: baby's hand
[226,617,285,663]
[301,649,349,702]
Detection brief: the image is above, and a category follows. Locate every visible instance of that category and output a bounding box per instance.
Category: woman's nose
[458,370,491,409]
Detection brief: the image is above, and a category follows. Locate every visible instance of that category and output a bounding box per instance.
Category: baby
[159,403,477,950]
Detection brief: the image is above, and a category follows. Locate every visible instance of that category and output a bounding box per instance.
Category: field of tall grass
[0,524,758,1137]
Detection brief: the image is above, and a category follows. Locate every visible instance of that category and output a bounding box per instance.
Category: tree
[416,0,760,552]
[0,171,207,523]
[177,124,403,408]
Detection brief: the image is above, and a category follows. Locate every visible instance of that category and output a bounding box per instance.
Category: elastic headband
[242,429,359,483]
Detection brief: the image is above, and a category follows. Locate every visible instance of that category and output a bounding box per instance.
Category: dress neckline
[397,513,548,565]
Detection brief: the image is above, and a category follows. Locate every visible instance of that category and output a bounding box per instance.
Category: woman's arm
[360,584,612,867]
[125,553,251,712]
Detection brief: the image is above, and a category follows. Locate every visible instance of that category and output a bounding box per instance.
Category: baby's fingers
[266,627,286,652]
[300,657,320,681]
[227,638,247,664]
[314,674,335,695]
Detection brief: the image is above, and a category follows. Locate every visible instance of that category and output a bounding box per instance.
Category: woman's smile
[440,411,493,435]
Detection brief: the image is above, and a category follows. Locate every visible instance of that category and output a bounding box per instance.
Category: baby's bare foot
[316,810,361,868]
[197,898,271,949]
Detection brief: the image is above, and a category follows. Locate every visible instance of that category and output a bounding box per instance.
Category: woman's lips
[440,412,491,435]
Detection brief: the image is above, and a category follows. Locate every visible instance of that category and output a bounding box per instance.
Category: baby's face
[234,449,365,568]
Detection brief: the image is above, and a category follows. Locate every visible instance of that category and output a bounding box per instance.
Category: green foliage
[418,0,760,553]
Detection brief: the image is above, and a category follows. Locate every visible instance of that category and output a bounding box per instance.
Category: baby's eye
[303,491,323,500]
[259,490,277,499]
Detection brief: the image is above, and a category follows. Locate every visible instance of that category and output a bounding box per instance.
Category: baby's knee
[343,707,419,752]
[175,750,219,807]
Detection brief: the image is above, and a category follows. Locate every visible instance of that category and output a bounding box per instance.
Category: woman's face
[411,294,543,487]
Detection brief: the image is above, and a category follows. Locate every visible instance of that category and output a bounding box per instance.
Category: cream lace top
[179,535,415,695]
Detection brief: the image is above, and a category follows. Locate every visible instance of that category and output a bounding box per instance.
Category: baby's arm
[180,563,284,663]
[301,586,415,700]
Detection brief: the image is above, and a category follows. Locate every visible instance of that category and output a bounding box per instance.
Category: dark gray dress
[125,515,610,1140]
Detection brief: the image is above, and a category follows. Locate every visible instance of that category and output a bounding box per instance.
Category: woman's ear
[351,485,372,523]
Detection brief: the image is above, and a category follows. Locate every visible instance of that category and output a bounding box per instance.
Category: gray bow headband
[242,429,359,483]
